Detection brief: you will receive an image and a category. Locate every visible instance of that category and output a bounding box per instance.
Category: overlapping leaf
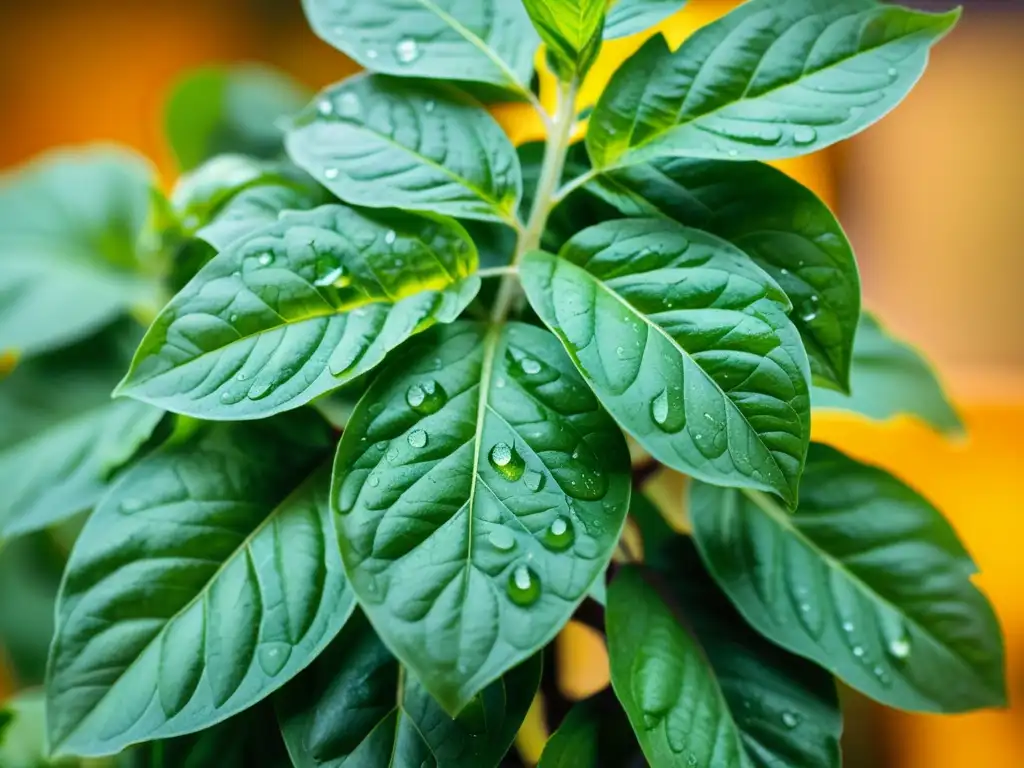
[46,415,353,756]
[520,220,811,505]
[537,703,598,768]
[691,443,1006,713]
[587,0,960,168]
[604,0,688,39]
[116,205,480,419]
[522,0,605,81]
[332,321,631,713]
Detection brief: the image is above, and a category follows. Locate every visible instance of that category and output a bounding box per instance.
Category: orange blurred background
[1,0,1021,764]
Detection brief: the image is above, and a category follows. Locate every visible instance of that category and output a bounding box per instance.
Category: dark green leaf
[332,321,631,713]
[522,0,605,81]
[116,205,480,419]
[46,415,353,756]
[538,702,598,768]
[0,148,155,358]
[520,221,811,506]
[812,312,962,434]
[287,75,522,224]
[691,443,1006,713]
[587,2,959,168]
[277,611,540,767]
[302,0,540,99]
[604,0,687,39]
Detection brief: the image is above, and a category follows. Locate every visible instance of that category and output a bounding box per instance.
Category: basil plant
[0,0,1006,766]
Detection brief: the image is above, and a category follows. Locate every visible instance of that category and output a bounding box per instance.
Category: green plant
[0,0,1005,765]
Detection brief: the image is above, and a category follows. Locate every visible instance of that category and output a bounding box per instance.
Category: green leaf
[0,323,163,541]
[583,157,860,391]
[813,312,962,434]
[45,415,354,756]
[520,221,811,506]
[332,321,631,713]
[538,702,598,768]
[587,1,960,169]
[607,562,841,768]
[0,692,61,768]
[276,611,540,767]
[690,443,1006,713]
[165,65,309,171]
[116,205,480,420]
[196,180,328,253]
[302,0,540,99]
[287,75,522,224]
[522,0,605,81]
[0,147,155,358]
[604,0,687,39]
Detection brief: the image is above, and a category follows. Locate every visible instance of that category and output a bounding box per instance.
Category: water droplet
[495,377,506,389]
[120,497,144,513]
[331,25,345,37]
[236,372,248,381]
[543,517,574,552]
[686,754,698,767]
[405,380,447,415]
[523,470,545,492]
[488,528,515,552]
[519,357,541,375]
[257,643,291,676]
[314,264,347,287]
[853,645,865,658]
[650,389,685,433]
[888,637,911,660]
[384,229,397,245]
[782,711,801,729]
[802,310,818,323]
[229,313,239,323]
[727,149,739,157]
[394,37,421,64]
[366,48,379,60]
[842,621,855,633]
[651,390,670,425]
[489,442,525,481]
[425,99,436,113]
[367,475,380,487]
[317,98,333,117]
[338,91,360,117]
[793,126,817,145]
[887,66,898,77]
[799,602,812,614]
[220,392,233,403]
[324,167,340,180]
[407,429,428,449]
[780,268,789,276]
[257,252,274,266]
[507,565,541,606]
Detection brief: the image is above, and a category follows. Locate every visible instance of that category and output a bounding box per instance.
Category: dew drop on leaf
[888,636,911,660]
[425,100,436,113]
[519,357,541,375]
[314,264,346,287]
[842,621,855,633]
[317,99,333,117]
[650,389,685,433]
[366,49,379,60]
[120,498,144,514]
[542,517,574,552]
[394,37,421,64]
[781,711,801,729]
[488,528,515,552]
[507,564,540,606]
[523,470,545,492]
[257,643,291,676]
[386,446,399,462]
[367,475,380,488]
[384,229,397,245]
[489,442,525,481]
[405,380,447,415]
[324,168,340,180]
[793,126,817,145]
[338,91,360,117]
[257,252,274,266]
[887,66,898,77]
[407,429,428,449]
[852,645,865,658]
[727,149,739,157]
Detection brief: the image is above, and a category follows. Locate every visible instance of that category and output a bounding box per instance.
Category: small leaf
[813,312,963,434]
[604,0,688,39]
[691,443,1007,713]
[520,221,811,505]
[116,205,480,419]
[277,610,540,767]
[287,75,522,224]
[302,0,540,98]
[332,321,631,713]
[45,415,354,756]
[0,147,155,358]
[0,692,51,768]
[522,0,605,81]
[164,65,309,171]
[538,702,598,768]
[588,1,959,168]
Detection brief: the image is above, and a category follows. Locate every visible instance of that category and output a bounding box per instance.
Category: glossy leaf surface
[332,321,631,713]
[196,181,328,253]
[116,205,480,419]
[522,0,605,81]
[691,443,1006,713]
[46,415,353,756]
[537,702,598,768]
[587,1,959,168]
[520,221,811,505]
[604,0,687,39]
[277,611,540,767]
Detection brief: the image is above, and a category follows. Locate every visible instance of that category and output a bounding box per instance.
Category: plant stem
[490,78,579,324]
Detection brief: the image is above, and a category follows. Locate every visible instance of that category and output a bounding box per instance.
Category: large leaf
[164,65,309,171]
[608,563,841,768]
[520,221,811,506]
[587,1,959,169]
[812,312,962,434]
[302,0,540,98]
[196,181,328,253]
[0,147,154,358]
[537,703,598,768]
[46,415,354,756]
[0,323,163,541]
[332,321,631,713]
[583,157,859,391]
[277,611,540,767]
[116,205,480,420]
[522,0,605,81]
[287,75,521,224]
[604,0,687,39]
[690,443,1006,713]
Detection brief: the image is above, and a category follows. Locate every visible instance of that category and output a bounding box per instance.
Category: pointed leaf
[520,220,811,505]
[116,205,480,419]
[522,0,605,81]
[45,415,354,756]
[287,75,521,224]
[588,1,959,168]
[302,0,540,98]
[691,443,1006,713]
[277,611,540,767]
[604,0,687,39]
[538,703,598,768]
[813,312,962,434]
[332,321,631,713]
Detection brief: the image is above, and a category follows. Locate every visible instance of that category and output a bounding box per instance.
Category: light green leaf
[332,321,631,713]
[116,205,480,420]
[584,157,860,391]
[0,147,155,358]
[813,312,962,434]
[587,1,959,168]
[538,702,598,768]
[522,0,605,81]
[604,0,687,39]
[302,0,540,99]
[691,443,1006,713]
[196,181,328,253]
[165,65,309,171]
[520,220,811,506]
[287,75,521,224]
[608,561,841,768]
[46,415,353,756]
[0,692,62,768]
[276,611,540,767]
